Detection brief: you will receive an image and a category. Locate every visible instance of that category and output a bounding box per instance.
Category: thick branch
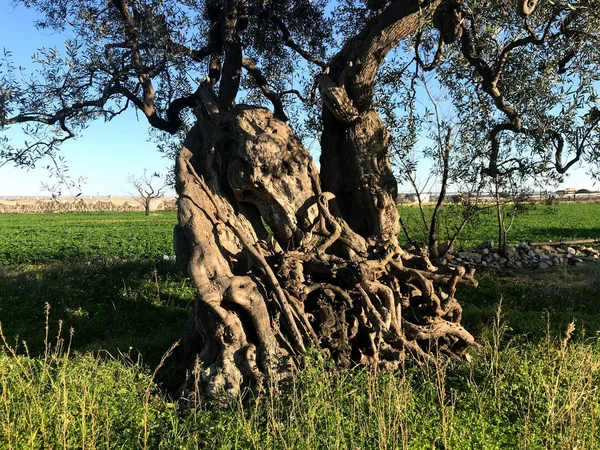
[329,0,440,112]
[218,0,243,110]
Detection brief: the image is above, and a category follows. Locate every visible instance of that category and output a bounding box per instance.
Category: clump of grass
[0,304,180,449]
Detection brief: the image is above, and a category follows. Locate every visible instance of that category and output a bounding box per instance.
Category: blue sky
[0,3,173,197]
[0,2,596,198]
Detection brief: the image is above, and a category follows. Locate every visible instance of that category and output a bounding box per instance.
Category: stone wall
[439,241,599,271]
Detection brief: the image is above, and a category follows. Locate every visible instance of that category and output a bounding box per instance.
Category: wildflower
[166,403,175,409]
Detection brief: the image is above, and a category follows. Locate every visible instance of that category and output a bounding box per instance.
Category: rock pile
[438,241,600,271]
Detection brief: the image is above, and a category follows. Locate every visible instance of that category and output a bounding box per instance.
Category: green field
[2,203,599,266]
[399,202,600,247]
[0,211,176,264]
[1,206,600,448]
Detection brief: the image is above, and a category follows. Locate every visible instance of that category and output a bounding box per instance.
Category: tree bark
[175,81,476,403]
[320,0,440,247]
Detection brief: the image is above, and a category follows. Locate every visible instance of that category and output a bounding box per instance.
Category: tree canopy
[1,0,599,180]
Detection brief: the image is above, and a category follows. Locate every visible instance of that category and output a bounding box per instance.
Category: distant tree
[1,0,599,402]
[126,170,167,216]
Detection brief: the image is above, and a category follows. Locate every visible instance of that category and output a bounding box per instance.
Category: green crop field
[1,206,600,449]
[398,201,600,248]
[1,202,599,266]
[0,211,177,264]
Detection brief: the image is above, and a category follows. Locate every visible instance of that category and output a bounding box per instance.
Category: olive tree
[1,0,599,401]
[126,169,168,215]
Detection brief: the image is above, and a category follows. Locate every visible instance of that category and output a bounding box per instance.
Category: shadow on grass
[458,264,600,341]
[0,259,194,391]
[2,254,599,389]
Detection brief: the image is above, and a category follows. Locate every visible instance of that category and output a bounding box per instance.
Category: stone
[478,240,494,250]
[567,247,576,255]
[538,262,550,269]
[481,248,490,255]
[470,253,482,263]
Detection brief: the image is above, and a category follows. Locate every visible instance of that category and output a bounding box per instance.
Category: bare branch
[126,169,168,215]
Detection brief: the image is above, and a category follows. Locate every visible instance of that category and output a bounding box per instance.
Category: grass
[0,211,176,264]
[398,201,600,248]
[2,310,599,449]
[0,208,600,448]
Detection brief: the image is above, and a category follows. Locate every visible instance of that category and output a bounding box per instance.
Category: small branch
[0,83,121,127]
[267,13,327,69]
[279,89,310,104]
[414,31,446,72]
[241,58,288,122]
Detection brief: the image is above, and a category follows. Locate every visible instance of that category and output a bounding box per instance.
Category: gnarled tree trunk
[175,80,476,402]
[176,0,476,403]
